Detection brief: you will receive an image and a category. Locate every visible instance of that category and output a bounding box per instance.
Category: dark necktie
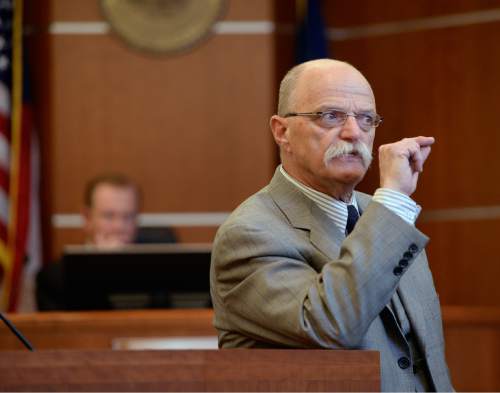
[345,205,359,235]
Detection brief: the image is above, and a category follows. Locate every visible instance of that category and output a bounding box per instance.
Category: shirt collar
[279,165,358,233]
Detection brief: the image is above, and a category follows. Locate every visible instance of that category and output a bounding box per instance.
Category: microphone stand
[0,312,34,351]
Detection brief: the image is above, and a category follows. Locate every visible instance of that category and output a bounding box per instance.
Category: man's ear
[270,115,291,152]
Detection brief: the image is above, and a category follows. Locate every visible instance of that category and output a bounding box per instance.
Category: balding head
[270,59,378,200]
[277,59,374,116]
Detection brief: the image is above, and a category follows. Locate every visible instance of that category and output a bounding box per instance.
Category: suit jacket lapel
[268,168,312,230]
[309,203,344,257]
[309,190,373,255]
[268,168,344,259]
[354,190,371,214]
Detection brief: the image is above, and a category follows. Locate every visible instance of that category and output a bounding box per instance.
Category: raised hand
[378,136,435,196]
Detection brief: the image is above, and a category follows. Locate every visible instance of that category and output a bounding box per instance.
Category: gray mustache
[323,141,373,168]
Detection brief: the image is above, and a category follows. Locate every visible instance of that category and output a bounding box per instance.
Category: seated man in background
[81,173,176,245]
[36,174,141,310]
[210,59,453,391]
[82,173,140,247]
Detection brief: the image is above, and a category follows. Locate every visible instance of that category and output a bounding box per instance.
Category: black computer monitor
[61,243,212,311]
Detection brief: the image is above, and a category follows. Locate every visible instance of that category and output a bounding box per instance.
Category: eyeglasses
[284,110,383,132]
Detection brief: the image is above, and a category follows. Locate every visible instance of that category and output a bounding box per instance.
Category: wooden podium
[0,349,380,391]
[2,307,500,390]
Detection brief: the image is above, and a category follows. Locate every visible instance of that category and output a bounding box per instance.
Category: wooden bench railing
[0,306,499,391]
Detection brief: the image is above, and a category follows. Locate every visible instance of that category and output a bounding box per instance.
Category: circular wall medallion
[101,0,226,54]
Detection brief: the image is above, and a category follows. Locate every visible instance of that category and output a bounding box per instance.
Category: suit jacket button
[403,251,413,259]
[393,266,403,276]
[398,356,411,369]
[409,243,418,253]
[399,259,409,268]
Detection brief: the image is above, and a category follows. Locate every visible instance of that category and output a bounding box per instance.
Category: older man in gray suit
[210,59,453,391]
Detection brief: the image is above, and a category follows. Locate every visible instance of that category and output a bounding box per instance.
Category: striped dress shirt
[279,165,420,231]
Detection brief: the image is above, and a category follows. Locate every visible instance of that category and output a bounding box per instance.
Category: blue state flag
[295,0,329,64]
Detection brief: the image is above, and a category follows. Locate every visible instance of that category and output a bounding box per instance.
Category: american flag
[0,0,37,312]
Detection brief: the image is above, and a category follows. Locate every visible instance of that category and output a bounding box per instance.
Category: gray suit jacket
[210,168,453,391]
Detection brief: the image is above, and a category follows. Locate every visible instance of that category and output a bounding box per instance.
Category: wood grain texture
[0,309,216,350]
[419,219,500,306]
[49,0,273,22]
[324,0,500,27]
[49,34,275,212]
[0,349,380,392]
[443,306,500,391]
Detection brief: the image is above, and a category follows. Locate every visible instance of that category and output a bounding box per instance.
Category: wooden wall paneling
[419,219,500,306]
[443,306,500,391]
[224,0,274,21]
[272,0,296,83]
[171,227,219,243]
[332,22,500,208]
[49,34,275,212]
[49,0,103,21]
[324,0,500,27]
[51,229,85,261]
[49,0,274,22]
[271,0,296,168]
[29,0,279,259]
